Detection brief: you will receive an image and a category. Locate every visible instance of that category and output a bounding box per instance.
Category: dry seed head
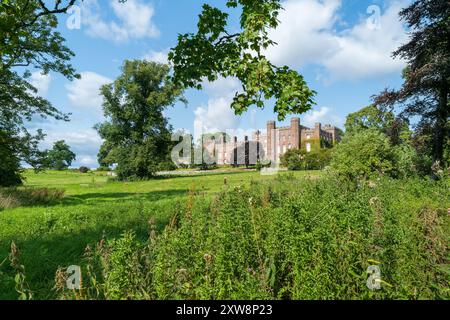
[54,267,68,291]
[203,253,212,263]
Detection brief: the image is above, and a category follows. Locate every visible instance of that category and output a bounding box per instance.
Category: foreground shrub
[59,176,449,300]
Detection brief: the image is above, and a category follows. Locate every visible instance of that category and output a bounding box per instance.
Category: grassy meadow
[0,169,448,300]
[0,169,314,299]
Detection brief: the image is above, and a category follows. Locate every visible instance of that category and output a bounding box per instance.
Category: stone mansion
[203,117,342,166]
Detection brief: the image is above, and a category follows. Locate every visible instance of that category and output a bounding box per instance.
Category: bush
[330,130,398,180]
[193,163,218,171]
[79,166,90,173]
[280,148,332,171]
[393,144,418,178]
[255,160,271,171]
[330,129,423,181]
[96,166,111,172]
[156,161,177,172]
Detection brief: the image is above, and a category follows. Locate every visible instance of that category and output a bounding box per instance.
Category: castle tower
[255,130,261,162]
[222,133,227,165]
[266,121,276,161]
[314,122,322,140]
[233,136,238,166]
[290,117,300,149]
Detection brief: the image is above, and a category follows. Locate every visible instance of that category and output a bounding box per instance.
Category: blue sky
[29,0,410,167]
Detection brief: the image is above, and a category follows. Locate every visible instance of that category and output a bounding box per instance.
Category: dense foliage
[51,175,449,300]
[374,0,450,165]
[169,0,316,121]
[95,60,184,180]
[43,140,76,171]
[330,129,419,181]
[344,105,410,146]
[0,0,127,186]
[0,0,81,186]
[78,166,90,174]
[280,148,332,171]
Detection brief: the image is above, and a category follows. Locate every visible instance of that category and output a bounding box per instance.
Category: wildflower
[203,253,212,263]
[369,197,379,206]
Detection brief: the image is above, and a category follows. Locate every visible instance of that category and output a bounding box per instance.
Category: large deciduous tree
[0,0,79,185]
[95,60,185,180]
[0,0,126,186]
[44,140,76,170]
[169,0,316,121]
[374,0,450,166]
[345,105,410,146]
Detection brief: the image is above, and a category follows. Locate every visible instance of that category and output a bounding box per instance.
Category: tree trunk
[433,82,449,164]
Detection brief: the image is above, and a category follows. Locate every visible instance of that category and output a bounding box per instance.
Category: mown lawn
[0,169,316,299]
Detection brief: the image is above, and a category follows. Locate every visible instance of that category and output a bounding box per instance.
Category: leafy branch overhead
[169,0,316,121]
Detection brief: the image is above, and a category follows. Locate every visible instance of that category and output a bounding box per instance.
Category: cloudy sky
[29,0,410,167]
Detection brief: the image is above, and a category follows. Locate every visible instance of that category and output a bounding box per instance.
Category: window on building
[306,143,311,153]
[306,135,311,140]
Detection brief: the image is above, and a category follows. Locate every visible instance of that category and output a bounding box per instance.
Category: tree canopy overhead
[374,0,450,165]
[169,0,316,121]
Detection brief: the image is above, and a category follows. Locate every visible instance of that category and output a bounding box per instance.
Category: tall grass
[0,188,65,210]
[57,175,449,300]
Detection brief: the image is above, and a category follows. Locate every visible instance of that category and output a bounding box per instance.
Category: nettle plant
[169,0,316,121]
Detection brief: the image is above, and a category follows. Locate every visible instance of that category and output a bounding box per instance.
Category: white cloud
[78,155,98,167]
[321,2,407,81]
[266,0,408,82]
[66,71,112,110]
[194,97,240,133]
[42,129,103,168]
[143,49,169,64]
[302,106,343,128]
[30,72,51,96]
[82,0,160,43]
[194,77,242,137]
[202,77,241,98]
[266,0,340,68]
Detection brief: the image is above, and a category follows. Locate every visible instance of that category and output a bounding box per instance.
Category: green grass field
[0,169,316,299]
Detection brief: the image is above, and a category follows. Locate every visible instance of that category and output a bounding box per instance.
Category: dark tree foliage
[0,0,78,185]
[95,60,185,180]
[0,0,126,186]
[169,0,316,121]
[374,0,450,165]
[44,140,76,170]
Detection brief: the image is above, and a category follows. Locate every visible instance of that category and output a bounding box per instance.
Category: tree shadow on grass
[0,211,172,300]
[62,189,189,206]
